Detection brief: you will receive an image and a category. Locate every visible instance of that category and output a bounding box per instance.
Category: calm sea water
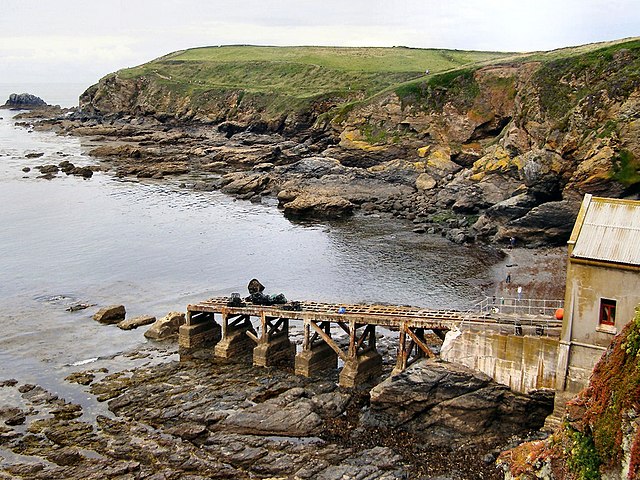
[0,106,501,393]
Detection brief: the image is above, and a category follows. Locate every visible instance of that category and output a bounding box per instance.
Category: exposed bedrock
[363,359,554,448]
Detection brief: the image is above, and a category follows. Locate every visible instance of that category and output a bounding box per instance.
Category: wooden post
[348,320,356,357]
[221,312,228,338]
[395,325,407,372]
[260,312,267,343]
[302,320,310,350]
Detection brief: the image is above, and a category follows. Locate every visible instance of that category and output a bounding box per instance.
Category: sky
[0,0,638,88]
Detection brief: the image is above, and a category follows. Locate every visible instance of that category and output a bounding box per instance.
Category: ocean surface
[0,99,503,399]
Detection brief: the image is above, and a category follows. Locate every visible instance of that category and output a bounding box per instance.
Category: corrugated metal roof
[571,197,640,266]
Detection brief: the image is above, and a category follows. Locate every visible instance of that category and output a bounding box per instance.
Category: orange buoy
[555,308,564,320]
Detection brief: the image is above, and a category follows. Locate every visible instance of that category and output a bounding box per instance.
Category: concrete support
[295,321,338,376]
[178,311,221,351]
[253,335,295,367]
[214,314,256,360]
[295,343,338,376]
[253,314,295,367]
[338,323,382,387]
[339,350,383,387]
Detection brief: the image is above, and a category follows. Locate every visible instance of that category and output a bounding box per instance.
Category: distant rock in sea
[2,92,48,109]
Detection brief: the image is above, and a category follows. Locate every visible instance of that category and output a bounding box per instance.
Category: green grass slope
[117,45,514,101]
[392,37,640,111]
[96,38,638,123]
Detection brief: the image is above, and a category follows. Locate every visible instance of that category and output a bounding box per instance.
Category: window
[599,299,616,326]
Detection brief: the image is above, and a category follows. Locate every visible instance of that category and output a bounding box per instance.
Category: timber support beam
[393,324,437,375]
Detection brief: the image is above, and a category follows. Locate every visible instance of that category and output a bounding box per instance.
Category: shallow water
[0,110,500,391]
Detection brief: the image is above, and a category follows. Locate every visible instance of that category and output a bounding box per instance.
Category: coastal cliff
[70,39,640,245]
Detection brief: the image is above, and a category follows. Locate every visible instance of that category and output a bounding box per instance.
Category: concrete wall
[441,328,558,393]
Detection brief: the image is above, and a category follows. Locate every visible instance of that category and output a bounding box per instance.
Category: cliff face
[332,41,640,244]
[78,40,640,246]
[79,74,320,132]
[498,307,640,479]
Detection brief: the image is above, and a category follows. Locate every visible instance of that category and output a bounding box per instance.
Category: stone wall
[441,328,559,393]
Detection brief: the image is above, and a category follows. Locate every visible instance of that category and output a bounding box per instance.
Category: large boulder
[144,312,185,340]
[93,305,126,324]
[219,172,269,195]
[275,156,347,177]
[363,359,553,448]
[501,197,582,245]
[282,193,354,218]
[521,148,566,201]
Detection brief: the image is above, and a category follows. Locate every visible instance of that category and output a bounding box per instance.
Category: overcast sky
[1,0,638,86]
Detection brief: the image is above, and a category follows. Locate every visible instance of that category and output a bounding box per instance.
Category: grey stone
[3,93,47,109]
[117,315,156,330]
[364,359,553,447]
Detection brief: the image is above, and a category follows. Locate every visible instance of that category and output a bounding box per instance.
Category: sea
[0,82,503,404]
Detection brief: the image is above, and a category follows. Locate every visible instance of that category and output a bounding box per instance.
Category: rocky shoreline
[21,111,486,246]
[1,338,554,479]
[12,107,564,249]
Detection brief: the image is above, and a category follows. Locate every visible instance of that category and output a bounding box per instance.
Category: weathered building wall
[556,260,640,396]
[563,261,640,345]
[441,329,559,393]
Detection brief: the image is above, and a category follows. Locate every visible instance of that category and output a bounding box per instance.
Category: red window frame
[599,299,616,326]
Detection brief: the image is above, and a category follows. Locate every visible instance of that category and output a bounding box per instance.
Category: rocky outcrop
[363,359,554,448]
[2,93,47,109]
[332,43,640,244]
[0,358,410,479]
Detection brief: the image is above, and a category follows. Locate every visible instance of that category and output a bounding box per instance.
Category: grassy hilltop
[87,37,639,122]
[117,45,514,101]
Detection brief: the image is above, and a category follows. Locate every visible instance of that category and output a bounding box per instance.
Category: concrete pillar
[214,314,256,360]
[253,316,295,367]
[253,334,295,367]
[295,342,338,377]
[339,349,383,387]
[178,311,221,351]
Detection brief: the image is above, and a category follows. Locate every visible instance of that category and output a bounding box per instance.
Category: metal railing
[457,296,564,337]
[479,296,563,317]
